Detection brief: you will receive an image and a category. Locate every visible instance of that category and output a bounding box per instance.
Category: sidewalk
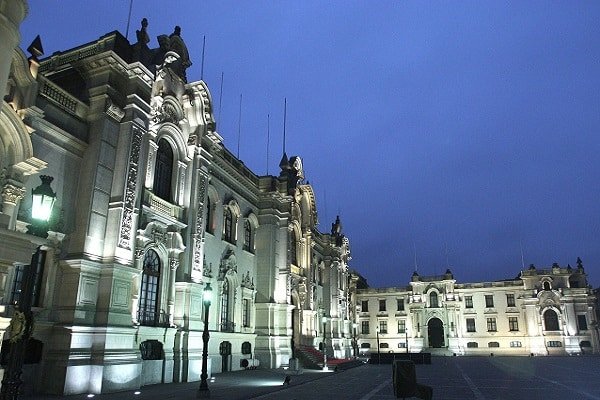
[21,367,342,400]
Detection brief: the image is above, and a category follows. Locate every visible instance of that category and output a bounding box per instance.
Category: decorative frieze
[105,97,125,122]
[118,124,143,250]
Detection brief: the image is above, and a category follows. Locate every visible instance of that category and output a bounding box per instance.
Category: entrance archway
[427,318,444,348]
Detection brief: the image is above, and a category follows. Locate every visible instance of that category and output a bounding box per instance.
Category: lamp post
[352,322,358,358]
[322,316,327,371]
[27,175,56,237]
[197,283,213,398]
[376,325,381,364]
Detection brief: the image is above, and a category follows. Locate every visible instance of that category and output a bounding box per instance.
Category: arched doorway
[427,318,444,348]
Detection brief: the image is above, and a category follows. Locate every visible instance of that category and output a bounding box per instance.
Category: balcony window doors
[139,250,161,326]
[153,139,173,201]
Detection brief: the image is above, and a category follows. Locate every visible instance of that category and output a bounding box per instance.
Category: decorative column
[1,183,25,230]
[168,258,179,326]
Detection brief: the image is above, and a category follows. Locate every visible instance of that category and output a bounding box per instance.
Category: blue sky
[20,1,600,287]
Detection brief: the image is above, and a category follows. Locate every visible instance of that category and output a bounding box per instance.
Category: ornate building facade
[355,262,598,357]
[0,3,353,395]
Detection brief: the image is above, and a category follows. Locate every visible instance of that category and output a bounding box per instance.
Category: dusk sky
[20,1,600,288]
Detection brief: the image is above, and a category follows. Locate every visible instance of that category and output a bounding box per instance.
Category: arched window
[543,281,551,291]
[220,280,232,331]
[153,139,174,201]
[290,231,298,265]
[139,250,161,326]
[243,220,253,252]
[205,201,213,234]
[544,309,560,331]
[223,208,234,243]
[429,292,439,308]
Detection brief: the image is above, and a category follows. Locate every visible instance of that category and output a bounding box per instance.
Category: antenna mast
[237,94,242,158]
[200,35,206,80]
[266,114,270,175]
[125,0,134,40]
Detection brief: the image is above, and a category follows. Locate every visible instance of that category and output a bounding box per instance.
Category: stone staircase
[295,346,362,370]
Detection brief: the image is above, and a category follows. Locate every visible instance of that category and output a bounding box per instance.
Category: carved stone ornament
[105,97,125,122]
[218,248,237,280]
[134,247,144,259]
[2,184,26,204]
[118,125,144,250]
[203,261,213,278]
[241,271,254,289]
[170,258,179,270]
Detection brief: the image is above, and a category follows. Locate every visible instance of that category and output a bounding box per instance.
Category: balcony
[220,321,236,333]
[137,309,170,327]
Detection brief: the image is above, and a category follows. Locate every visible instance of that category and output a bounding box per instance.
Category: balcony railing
[220,321,235,333]
[138,309,170,327]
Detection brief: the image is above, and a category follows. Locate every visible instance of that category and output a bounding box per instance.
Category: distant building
[354,260,598,356]
[0,5,353,395]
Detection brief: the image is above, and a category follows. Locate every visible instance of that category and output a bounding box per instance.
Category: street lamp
[197,283,213,398]
[322,316,328,371]
[352,322,358,358]
[28,175,56,237]
[376,325,381,364]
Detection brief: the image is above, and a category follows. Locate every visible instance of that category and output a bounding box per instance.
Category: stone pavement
[21,367,338,400]
[20,356,600,400]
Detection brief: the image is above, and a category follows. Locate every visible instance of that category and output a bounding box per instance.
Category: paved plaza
[22,356,600,400]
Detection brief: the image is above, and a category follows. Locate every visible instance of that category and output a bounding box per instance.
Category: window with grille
[223,208,235,243]
[360,343,370,348]
[220,280,231,331]
[242,299,250,327]
[397,298,405,311]
[361,300,369,312]
[380,343,389,349]
[466,318,476,332]
[138,250,161,326]
[467,342,478,348]
[506,293,515,307]
[429,292,438,308]
[547,341,562,347]
[243,220,253,252]
[465,296,473,308]
[510,341,522,348]
[487,318,497,332]
[398,320,406,334]
[488,342,500,348]
[10,264,25,305]
[361,321,369,334]
[289,231,298,265]
[241,341,252,355]
[509,317,519,331]
[544,309,559,331]
[577,314,588,331]
[153,139,173,201]
[485,295,494,308]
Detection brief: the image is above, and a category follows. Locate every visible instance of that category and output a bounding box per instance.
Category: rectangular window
[10,264,25,305]
[466,318,476,332]
[398,342,407,348]
[467,342,478,348]
[509,317,519,331]
[242,299,250,327]
[485,295,494,308]
[547,341,562,347]
[487,317,497,332]
[379,299,386,312]
[506,293,516,307]
[398,320,406,334]
[465,296,473,308]
[397,298,405,311]
[510,341,522,348]
[361,300,369,312]
[577,315,588,331]
[361,321,370,334]
[379,320,388,334]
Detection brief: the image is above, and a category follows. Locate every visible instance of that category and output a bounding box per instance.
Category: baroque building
[0,4,353,395]
[355,261,598,357]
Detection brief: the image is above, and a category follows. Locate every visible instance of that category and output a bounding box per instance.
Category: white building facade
[0,5,353,395]
[355,263,598,357]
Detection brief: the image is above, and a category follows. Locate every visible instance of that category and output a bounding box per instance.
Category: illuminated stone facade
[355,263,599,357]
[0,7,353,395]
